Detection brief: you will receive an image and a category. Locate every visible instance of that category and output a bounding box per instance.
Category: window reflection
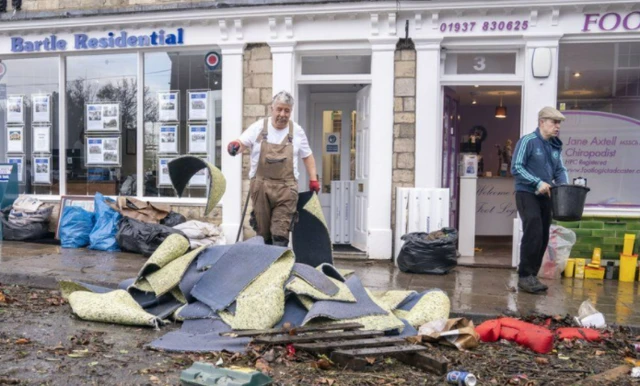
[143,50,222,198]
[0,57,59,194]
[66,53,137,196]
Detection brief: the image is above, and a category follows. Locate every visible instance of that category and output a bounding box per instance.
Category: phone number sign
[440,20,529,33]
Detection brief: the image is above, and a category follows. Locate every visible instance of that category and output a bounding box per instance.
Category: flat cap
[538,106,565,121]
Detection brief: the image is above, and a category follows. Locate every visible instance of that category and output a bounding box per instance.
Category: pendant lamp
[495,95,507,119]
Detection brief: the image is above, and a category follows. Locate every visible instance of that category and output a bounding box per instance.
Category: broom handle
[235,190,251,243]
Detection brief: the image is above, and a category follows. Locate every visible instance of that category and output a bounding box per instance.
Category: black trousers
[516,191,552,278]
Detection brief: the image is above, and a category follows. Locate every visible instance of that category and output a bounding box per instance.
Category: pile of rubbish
[0,196,54,241]
[59,234,452,353]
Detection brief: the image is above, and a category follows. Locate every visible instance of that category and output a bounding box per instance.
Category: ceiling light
[472,99,477,105]
[495,94,507,119]
[474,85,479,88]
[573,72,581,78]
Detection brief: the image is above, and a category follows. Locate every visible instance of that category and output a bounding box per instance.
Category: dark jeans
[516,191,552,278]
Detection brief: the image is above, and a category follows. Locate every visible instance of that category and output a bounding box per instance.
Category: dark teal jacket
[511,128,569,193]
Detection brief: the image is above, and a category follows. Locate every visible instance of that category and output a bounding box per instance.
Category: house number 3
[473,56,486,71]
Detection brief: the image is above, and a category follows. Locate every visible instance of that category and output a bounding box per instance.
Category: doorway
[442,85,522,267]
[297,84,367,254]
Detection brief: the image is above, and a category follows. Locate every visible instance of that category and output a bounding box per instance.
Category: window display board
[32,125,51,154]
[188,125,208,154]
[158,91,179,122]
[188,90,208,121]
[7,156,24,183]
[159,125,179,154]
[86,136,121,166]
[7,126,24,154]
[33,156,52,185]
[86,102,120,132]
[32,94,51,123]
[7,95,24,124]
[158,157,175,187]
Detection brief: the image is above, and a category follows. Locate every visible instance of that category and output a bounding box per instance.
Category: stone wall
[391,48,416,236]
[241,43,273,239]
[16,0,210,12]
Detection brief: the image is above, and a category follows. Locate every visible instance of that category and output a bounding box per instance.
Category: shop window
[143,50,222,198]
[1,57,59,194]
[558,42,640,206]
[301,55,371,75]
[66,53,137,196]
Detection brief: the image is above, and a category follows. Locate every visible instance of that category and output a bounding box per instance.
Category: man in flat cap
[511,106,569,294]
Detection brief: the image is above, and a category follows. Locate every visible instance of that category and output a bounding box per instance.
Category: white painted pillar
[269,42,296,98]
[367,38,396,260]
[414,38,443,188]
[522,37,560,135]
[220,44,245,244]
[58,55,67,195]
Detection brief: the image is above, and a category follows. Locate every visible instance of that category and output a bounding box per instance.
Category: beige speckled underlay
[170,287,188,304]
[144,246,206,297]
[59,281,98,301]
[219,250,295,330]
[204,161,226,216]
[137,234,190,278]
[130,277,154,294]
[392,290,451,328]
[68,290,160,327]
[285,276,356,302]
[296,294,315,311]
[369,290,417,312]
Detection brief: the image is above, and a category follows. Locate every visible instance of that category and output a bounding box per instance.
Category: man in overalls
[227,91,319,246]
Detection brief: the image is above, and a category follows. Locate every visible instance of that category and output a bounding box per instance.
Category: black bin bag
[397,228,458,274]
[1,217,50,241]
[116,217,186,257]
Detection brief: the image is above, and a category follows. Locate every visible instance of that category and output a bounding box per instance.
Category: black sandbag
[160,211,186,227]
[116,217,186,257]
[1,217,49,241]
[397,228,458,274]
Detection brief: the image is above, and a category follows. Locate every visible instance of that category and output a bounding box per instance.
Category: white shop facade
[1,0,639,261]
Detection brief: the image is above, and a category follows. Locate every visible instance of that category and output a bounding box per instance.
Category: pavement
[1,240,639,326]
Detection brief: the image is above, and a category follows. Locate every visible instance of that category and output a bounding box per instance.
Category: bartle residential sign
[10,28,184,53]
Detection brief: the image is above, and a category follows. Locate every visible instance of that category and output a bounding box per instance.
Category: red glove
[227,141,241,156]
[309,180,320,193]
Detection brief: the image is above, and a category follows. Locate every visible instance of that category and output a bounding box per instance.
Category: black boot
[272,236,289,247]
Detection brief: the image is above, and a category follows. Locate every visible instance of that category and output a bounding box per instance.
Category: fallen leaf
[312,358,332,370]
[30,293,38,300]
[119,350,128,354]
[46,298,60,306]
[88,362,99,367]
[149,375,160,384]
[262,349,275,362]
[595,350,606,356]
[286,344,296,358]
[365,356,376,365]
[288,328,298,336]
[15,338,30,345]
[558,353,570,360]
[255,358,272,374]
[535,357,549,365]
[624,357,640,366]
[282,322,292,331]
[0,292,6,303]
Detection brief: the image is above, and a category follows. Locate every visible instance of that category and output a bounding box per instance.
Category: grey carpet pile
[61,236,451,353]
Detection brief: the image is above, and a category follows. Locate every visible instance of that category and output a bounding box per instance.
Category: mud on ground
[1,284,639,386]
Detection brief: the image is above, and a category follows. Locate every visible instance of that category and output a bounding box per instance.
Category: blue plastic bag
[89,192,121,252]
[59,206,95,248]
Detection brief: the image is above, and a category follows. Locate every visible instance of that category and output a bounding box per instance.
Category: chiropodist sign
[561,111,640,206]
[9,28,184,53]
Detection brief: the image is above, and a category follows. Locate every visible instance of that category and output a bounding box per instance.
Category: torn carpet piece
[285,276,355,302]
[292,192,333,267]
[316,263,346,282]
[168,156,226,216]
[196,244,232,271]
[291,263,339,296]
[179,258,205,303]
[149,319,250,353]
[176,301,218,320]
[68,290,160,327]
[145,246,206,297]
[218,250,295,330]
[303,275,388,324]
[137,233,190,278]
[392,290,451,328]
[275,295,309,328]
[191,242,289,312]
[143,297,184,320]
[59,280,113,300]
[369,290,417,312]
